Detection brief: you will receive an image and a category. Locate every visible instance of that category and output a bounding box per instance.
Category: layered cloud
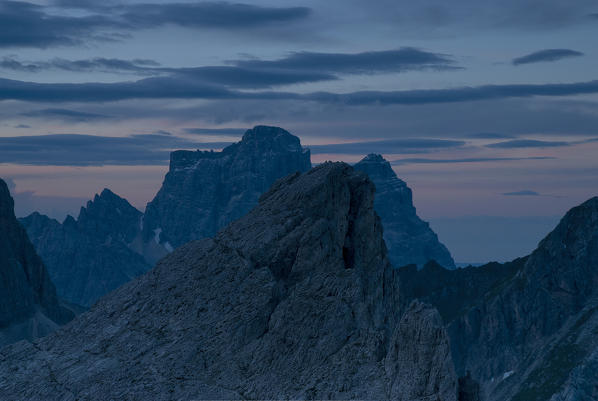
[0,1,312,48]
[486,139,570,148]
[391,156,555,165]
[0,47,459,89]
[2,75,598,104]
[20,108,111,122]
[0,133,229,166]
[513,49,584,65]
[503,190,541,196]
[309,138,465,155]
[233,48,459,74]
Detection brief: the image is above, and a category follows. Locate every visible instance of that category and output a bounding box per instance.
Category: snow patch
[164,242,174,253]
[502,370,514,380]
[153,228,162,245]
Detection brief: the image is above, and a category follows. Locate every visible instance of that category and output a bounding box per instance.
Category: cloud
[465,132,515,139]
[512,49,584,65]
[0,76,236,102]
[183,128,246,136]
[486,139,570,148]
[233,47,460,74]
[502,190,541,196]
[2,75,598,104]
[0,56,161,74]
[14,124,31,129]
[0,1,124,48]
[0,48,457,89]
[391,156,555,165]
[339,1,598,35]
[0,1,312,49]
[21,108,111,122]
[0,133,231,166]
[302,80,598,105]
[117,2,311,30]
[309,138,465,155]
[171,66,336,88]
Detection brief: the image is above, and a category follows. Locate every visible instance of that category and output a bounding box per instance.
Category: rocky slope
[0,178,74,348]
[400,197,598,401]
[20,189,151,307]
[354,154,455,269]
[0,163,458,400]
[141,125,312,262]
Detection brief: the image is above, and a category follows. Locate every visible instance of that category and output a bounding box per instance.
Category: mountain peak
[233,125,305,154]
[354,153,399,181]
[0,163,458,400]
[0,178,14,215]
[363,153,386,162]
[354,155,455,269]
[144,125,312,250]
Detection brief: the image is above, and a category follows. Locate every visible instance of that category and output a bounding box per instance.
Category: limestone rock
[399,196,598,401]
[0,178,74,348]
[20,189,151,307]
[354,154,455,269]
[141,125,311,260]
[0,163,457,400]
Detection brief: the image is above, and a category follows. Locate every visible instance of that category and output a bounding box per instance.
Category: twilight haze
[1,0,597,263]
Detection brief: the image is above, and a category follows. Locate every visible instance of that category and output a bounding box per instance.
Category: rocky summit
[400,196,598,401]
[354,154,455,269]
[0,163,458,400]
[141,125,312,262]
[20,189,151,307]
[0,178,74,348]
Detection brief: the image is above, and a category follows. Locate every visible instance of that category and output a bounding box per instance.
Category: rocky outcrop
[141,125,311,262]
[20,189,151,307]
[354,154,455,269]
[400,196,598,401]
[0,178,74,348]
[0,163,457,400]
[386,301,457,401]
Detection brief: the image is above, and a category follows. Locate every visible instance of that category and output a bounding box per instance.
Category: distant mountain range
[20,125,454,307]
[21,189,151,307]
[0,163,459,400]
[0,143,597,399]
[398,196,598,400]
[1,161,596,400]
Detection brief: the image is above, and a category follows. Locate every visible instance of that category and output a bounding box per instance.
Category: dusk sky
[1,0,597,262]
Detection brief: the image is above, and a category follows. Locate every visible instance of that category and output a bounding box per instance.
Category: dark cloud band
[0,134,229,166]
[513,49,584,65]
[0,1,311,49]
[2,75,598,105]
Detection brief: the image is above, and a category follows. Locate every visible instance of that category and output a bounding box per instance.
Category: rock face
[386,301,457,401]
[20,189,151,307]
[142,125,311,261]
[400,196,598,401]
[0,178,74,348]
[0,163,457,401]
[354,154,455,269]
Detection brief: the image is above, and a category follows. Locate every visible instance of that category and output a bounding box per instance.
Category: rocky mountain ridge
[0,179,74,348]
[399,196,598,401]
[0,163,458,400]
[20,189,151,307]
[354,154,455,269]
[20,126,457,308]
[141,125,312,259]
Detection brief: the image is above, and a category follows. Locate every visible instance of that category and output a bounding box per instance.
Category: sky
[1,0,597,263]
